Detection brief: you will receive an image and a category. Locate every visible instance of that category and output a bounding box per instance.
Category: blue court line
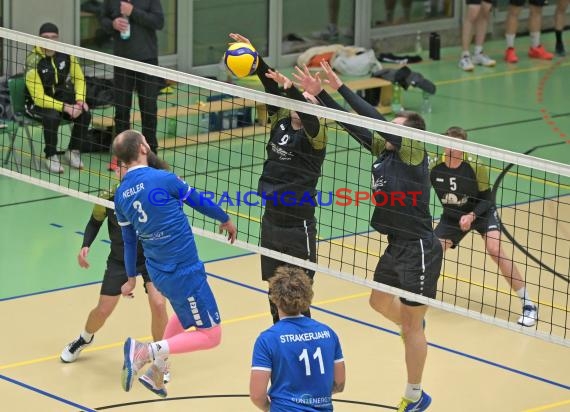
[0,280,104,302]
[206,272,570,392]
[0,374,96,412]
[0,253,255,303]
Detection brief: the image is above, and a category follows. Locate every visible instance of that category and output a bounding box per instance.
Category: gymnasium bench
[89,77,392,149]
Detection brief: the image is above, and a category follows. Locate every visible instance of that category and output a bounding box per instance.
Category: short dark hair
[396,111,426,131]
[445,126,468,140]
[269,266,314,316]
[112,130,144,164]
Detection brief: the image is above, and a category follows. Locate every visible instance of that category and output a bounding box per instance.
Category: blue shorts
[146,260,221,329]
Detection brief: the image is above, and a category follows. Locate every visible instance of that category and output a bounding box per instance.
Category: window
[282,0,355,54]
[193,0,269,66]
[371,0,453,26]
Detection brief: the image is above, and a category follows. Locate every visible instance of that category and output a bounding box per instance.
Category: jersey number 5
[449,177,457,191]
[299,347,325,376]
[133,200,148,223]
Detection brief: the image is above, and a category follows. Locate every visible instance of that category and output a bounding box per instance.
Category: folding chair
[1,119,20,171]
[4,74,40,171]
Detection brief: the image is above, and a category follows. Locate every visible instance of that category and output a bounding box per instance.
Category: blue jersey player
[112,130,237,398]
[250,266,345,411]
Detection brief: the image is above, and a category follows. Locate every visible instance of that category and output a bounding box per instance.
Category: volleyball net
[1,27,569,346]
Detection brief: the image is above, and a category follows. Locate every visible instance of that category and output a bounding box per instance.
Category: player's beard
[147,150,170,171]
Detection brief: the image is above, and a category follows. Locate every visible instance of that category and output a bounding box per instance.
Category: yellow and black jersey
[82,185,145,263]
[430,153,493,220]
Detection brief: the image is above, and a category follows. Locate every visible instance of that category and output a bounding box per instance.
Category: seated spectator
[25,22,90,173]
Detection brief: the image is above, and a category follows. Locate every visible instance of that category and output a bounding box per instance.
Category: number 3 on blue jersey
[133,200,148,223]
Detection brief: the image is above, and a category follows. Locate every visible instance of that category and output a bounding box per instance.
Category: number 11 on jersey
[299,347,325,376]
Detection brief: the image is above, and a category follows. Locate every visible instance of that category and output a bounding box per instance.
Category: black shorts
[435,209,500,249]
[509,0,546,7]
[260,215,317,281]
[466,0,494,5]
[100,258,152,296]
[373,234,443,306]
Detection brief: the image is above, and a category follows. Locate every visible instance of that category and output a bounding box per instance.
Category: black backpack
[85,76,115,108]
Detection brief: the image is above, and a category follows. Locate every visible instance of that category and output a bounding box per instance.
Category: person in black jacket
[25,22,91,173]
[101,0,164,170]
[295,62,440,412]
[229,33,328,325]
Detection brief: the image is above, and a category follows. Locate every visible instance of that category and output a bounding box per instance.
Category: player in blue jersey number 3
[112,130,237,398]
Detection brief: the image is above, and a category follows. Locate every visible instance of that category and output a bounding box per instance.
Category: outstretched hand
[292,64,323,96]
[266,69,293,89]
[320,61,343,91]
[229,33,252,46]
[219,219,237,244]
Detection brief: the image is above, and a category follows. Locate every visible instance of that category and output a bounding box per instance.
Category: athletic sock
[474,45,483,55]
[149,340,170,360]
[80,330,94,342]
[555,30,563,44]
[405,383,422,402]
[506,34,515,48]
[516,287,534,307]
[530,32,540,48]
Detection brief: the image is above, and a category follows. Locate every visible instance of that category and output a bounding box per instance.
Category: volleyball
[224,42,259,78]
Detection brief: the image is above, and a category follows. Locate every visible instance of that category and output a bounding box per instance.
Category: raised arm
[264,68,321,138]
[229,33,281,117]
[165,173,237,243]
[294,64,376,152]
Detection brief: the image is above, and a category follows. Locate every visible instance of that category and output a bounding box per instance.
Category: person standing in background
[101,0,164,170]
[504,0,553,63]
[554,0,569,56]
[458,0,496,71]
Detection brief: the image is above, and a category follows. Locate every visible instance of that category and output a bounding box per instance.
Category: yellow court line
[0,293,369,372]
[310,236,567,311]
[434,61,570,87]
[522,399,570,412]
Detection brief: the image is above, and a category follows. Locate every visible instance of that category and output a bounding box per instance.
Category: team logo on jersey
[58,60,66,70]
[280,124,286,131]
[270,142,292,161]
[441,192,468,206]
[372,176,387,190]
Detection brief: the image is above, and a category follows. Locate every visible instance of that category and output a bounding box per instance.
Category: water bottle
[391,84,403,113]
[415,31,423,54]
[421,91,432,114]
[120,16,130,40]
[429,32,441,60]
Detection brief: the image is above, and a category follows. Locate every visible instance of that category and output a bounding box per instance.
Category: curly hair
[269,266,314,316]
